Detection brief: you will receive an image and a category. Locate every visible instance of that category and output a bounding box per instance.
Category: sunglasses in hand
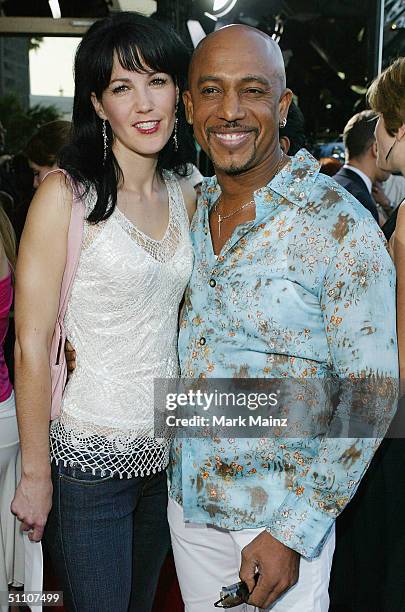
[214,573,259,608]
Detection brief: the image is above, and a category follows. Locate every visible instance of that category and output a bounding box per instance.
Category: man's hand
[65,339,76,375]
[239,530,300,609]
[11,475,53,542]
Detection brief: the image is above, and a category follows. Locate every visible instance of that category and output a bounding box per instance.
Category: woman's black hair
[59,12,195,223]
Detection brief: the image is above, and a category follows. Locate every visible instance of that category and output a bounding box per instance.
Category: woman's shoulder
[397,199,405,213]
[391,201,405,264]
[24,169,75,236]
[165,169,198,223]
[394,201,405,233]
[39,169,74,199]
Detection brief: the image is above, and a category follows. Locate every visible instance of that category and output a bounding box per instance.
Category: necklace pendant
[218,214,221,238]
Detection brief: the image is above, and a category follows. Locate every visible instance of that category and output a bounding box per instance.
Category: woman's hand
[11,473,53,542]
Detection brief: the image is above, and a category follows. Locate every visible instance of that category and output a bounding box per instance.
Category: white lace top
[49,172,194,478]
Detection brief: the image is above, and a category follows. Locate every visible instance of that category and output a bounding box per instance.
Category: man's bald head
[189,25,286,90]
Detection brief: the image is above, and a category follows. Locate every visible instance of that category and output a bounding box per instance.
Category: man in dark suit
[334,110,390,224]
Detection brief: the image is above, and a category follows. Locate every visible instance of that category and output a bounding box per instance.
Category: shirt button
[209,278,216,287]
[199,337,206,346]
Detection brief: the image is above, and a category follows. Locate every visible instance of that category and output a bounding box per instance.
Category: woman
[370,59,405,253]
[11,12,196,612]
[0,198,24,611]
[24,120,71,189]
[329,57,405,612]
[369,57,405,375]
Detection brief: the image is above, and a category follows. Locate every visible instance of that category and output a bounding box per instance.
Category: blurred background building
[0,37,29,110]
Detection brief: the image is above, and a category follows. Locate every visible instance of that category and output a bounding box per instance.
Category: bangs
[115,43,163,75]
[95,26,179,94]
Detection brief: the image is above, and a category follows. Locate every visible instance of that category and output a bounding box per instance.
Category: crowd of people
[0,10,404,612]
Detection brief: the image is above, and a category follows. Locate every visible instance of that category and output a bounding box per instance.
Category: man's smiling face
[183,26,292,176]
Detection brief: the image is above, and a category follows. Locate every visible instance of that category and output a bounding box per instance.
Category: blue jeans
[44,461,170,612]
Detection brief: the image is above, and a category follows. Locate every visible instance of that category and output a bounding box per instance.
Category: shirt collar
[200,148,321,209]
[343,164,372,194]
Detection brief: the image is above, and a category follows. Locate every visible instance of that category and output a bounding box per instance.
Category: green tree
[0,93,61,154]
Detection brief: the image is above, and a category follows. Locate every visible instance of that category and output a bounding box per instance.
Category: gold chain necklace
[214,151,286,238]
[214,199,254,238]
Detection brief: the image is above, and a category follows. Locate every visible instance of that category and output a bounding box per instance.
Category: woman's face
[375,115,399,172]
[92,55,177,160]
[29,160,57,189]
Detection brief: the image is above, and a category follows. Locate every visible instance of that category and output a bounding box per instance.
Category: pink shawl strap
[45,168,85,420]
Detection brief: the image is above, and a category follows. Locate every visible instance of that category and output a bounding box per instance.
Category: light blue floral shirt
[168,149,398,558]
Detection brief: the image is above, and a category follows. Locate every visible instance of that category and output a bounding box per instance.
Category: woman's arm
[11,172,72,542]
[395,205,405,382]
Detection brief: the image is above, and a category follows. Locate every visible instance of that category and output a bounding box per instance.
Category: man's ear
[371,141,378,159]
[91,92,107,121]
[182,90,193,125]
[280,136,290,155]
[279,88,293,126]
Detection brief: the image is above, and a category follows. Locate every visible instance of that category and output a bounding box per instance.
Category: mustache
[206,124,259,136]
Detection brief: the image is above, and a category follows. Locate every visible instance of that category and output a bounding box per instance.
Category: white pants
[168,497,335,612]
[0,395,43,612]
[0,395,22,612]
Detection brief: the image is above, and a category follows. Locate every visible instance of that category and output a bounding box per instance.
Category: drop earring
[279,117,287,128]
[102,119,108,162]
[173,112,179,152]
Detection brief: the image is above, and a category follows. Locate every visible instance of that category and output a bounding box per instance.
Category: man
[168,25,397,611]
[333,110,390,223]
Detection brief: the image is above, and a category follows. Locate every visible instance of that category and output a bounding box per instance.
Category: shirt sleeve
[266,217,398,558]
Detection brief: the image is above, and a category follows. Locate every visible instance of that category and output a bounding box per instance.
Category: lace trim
[50,416,171,479]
